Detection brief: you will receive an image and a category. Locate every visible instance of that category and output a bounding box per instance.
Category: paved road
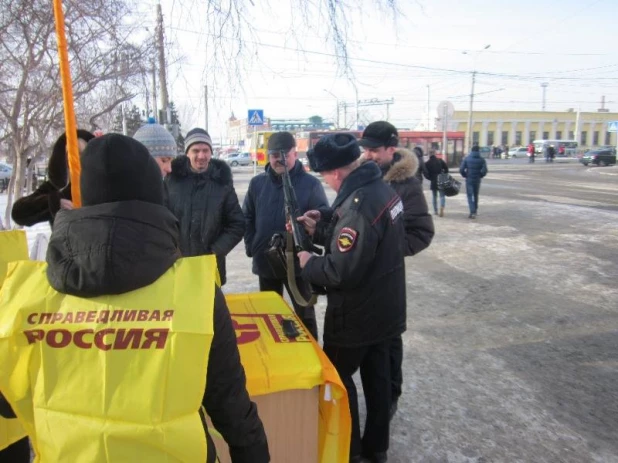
[227,160,618,462]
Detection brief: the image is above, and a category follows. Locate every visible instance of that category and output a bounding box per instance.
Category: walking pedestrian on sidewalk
[460,144,488,219]
[424,151,449,217]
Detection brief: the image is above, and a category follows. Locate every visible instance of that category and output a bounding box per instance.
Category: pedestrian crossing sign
[248,109,264,126]
[608,121,618,132]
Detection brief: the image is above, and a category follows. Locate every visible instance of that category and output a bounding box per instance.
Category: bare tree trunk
[26,163,35,194]
[3,174,17,229]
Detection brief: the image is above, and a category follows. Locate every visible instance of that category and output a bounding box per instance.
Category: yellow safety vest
[0,230,29,451]
[0,255,216,462]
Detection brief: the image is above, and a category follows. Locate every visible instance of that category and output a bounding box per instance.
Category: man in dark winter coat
[12,129,95,227]
[460,143,488,219]
[297,133,406,463]
[243,132,328,339]
[165,128,245,285]
[424,152,449,216]
[1,134,269,463]
[359,121,434,423]
[413,146,429,184]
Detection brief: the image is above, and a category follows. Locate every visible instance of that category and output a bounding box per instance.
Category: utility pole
[156,4,169,124]
[355,88,360,130]
[151,59,158,122]
[204,85,209,131]
[323,89,340,128]
[466,71,476,151]
[442,104,448,163]
[574,106,581,144]
[541,82,548,111]
[463,44,490,150]
[427,85,431,130]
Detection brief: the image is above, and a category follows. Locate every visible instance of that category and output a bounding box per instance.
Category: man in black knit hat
[165,127,245,285]
[295,133,406,463]
[0,134,269,463]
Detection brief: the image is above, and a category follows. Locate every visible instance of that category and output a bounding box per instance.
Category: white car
[507,147,528,158]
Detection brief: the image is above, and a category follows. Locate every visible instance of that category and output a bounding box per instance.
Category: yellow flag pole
[52,0,81,208]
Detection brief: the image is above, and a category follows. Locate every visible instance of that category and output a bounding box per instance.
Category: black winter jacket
[380,148,434,257]
[165,156,245,285]
[11,181,66,227]
[460,150,488,183]
[243,161,328,278]
[301,162,407,347]
[424,155,449,191]
[43,201,269,463]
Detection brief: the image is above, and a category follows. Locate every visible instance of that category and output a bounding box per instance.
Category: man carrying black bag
[242,132,328,339]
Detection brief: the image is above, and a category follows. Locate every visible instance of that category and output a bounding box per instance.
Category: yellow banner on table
[0,257,216,462]
[226,292,351,463]
[0,230,28,450]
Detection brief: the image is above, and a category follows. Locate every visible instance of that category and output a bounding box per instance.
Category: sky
[134,0,617,139]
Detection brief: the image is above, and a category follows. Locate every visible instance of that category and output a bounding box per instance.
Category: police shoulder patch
[337,227,358,253]
[389,198,404,223]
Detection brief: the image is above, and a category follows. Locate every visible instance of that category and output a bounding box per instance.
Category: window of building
[555,131,562,140]
[501,131,508,145]
[569,131,574,140]
[529,131,536,142]
[473,132,480,144]
[515,131,522,145]
[543,131,549,139]
[487,131,494,145]
[593,131,599,146]
[606,132,612,145]
[581,131,587,146]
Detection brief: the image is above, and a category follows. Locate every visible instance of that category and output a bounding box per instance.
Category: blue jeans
[431,189,446,212]
[466,181,481,214]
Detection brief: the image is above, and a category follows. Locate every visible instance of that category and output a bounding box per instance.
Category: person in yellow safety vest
[0,134,270,463]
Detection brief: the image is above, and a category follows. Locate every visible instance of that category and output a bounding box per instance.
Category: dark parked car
[579,148,617,167]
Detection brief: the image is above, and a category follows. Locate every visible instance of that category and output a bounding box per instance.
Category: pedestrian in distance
[424,151,449,217]
[527,143,535,163]
[460,143,488,219]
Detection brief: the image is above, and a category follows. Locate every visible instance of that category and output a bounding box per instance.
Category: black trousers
[258,276,318,339]
[0,437,30,463]
[389,335,403,401]
[324,340,391,458]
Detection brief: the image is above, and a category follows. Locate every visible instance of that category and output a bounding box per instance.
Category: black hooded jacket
[165,156,245,285]
[42,200,269,463]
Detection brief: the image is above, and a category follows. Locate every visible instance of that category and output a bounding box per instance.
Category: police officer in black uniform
[296,134,406,463]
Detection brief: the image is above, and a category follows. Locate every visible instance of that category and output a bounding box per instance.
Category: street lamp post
[323,89,340,129]
[463,44,490,151]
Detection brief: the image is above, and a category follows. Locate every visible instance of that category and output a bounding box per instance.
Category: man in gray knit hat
[133,118,178,177]
[164,127,244,286]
